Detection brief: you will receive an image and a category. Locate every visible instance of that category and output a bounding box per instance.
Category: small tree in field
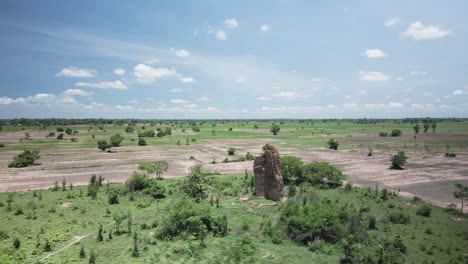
[431,122,437,133]
[110,133,124,147]
[138,137,147,146]
[327,139,339,150]
[271,125,280,135]
[97,140,110,152]
[453,183,468,213]
[390,151,408,169]
[423,122,430,133]
[390,129,402,137]
[413,124,420,134]
[228,147,236,155]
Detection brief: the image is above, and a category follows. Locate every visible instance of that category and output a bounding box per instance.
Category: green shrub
[390,129,402,137]
[8,149,40,168]
[280,156,304,185]
[125,126,134,133]
[416,205,432,217]
[145,181,166,199]
[228,147,236,155]
[180,166,208,202]
[298,162,345,188]
[138,130,155,137]
[389,212,410,224]
[379,132,388,137]
[110,133,124,147]
[126,173,151,192]
[445,152,456,158]
[391,151,408,169]
[108,189,120,205]
[327,139,339,150]
[0,143,5,147]
[138,137,147,146]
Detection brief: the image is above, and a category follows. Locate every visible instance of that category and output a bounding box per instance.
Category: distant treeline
[0,117,466,127]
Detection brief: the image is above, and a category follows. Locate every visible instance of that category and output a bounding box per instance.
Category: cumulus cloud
[56,67,96,78]
[362,49,387,58]
[272,92,299,99]
[384,17,400,27]
[180,77,196,83]
[216,30,228,40]
[453,89,466,95]
[224,18,239,29]
[402,21,451,39]
[144,58,160,65]
[169,88,182,93]
[260,24,270,32]
[75,80,128,89]
[170,48,190,57]
[171,99,190,104]
[63,89,92,96]
[359,71,390,81]
[113,68,126,76]
[257,96,270,101]
[134,64,177,83]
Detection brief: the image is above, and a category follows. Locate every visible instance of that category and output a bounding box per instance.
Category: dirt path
[40,221,115,261]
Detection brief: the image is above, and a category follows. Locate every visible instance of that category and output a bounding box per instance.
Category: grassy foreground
[0,172,467,264]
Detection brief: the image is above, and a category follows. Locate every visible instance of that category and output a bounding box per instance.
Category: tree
[110,133,124,147]
[279,156,304,185]
[413,124,420,134]
[13,238,21,249]
[327,139,339,150]
[138,161,156,177]
[271,124,280,135]
[153,160,169,179]
[298,162,345,188]
[89,250,97,264]
[97,140,110,152]
[423,122,430,133]
[56,133,64,140]
[453,183,468,213]
[138,137,147,146]
[108,189,120,205]
[65,127,73,135]
[391,151,407,169]
[431,122,437,133]
[125,126,134,133]
[97,223,103,241]
[79,244,86,258]
[8,149,40,168]
[164,127,172,135]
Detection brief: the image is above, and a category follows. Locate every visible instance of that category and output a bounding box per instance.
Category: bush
[0,143,5,147]
[97,140,110,152]
[228,147,236,155]
[280,156,304,185]
[389,212,410,224]
[271,124,280,135]
[445,152,456,158]
[180,166,208,202]
[416,205,432,217]
[138,130,155,137]
[56,133,64,140]
[379,132,388,137]
[391,151,408,169]
[157,130,166,137]
[8,149,40,168]
[138,137,147,146]
[126,173,151,192]
[390,129,402,137]
[125,126,134,133]
[298,162,345,188]
[327,139,339,150]
[108,189,120,205]
[145,181,166,199]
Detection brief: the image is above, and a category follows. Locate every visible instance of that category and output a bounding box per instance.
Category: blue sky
[0,0,467,119]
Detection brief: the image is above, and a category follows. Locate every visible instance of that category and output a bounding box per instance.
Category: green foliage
[391,129,402,137]
[192,126,200,132]
[280,156,304,185]
[145,180,166,199]
[327,138,339,150]
[13,238,21,249]
[180,166,208,202]
[0,143,5,147]
[271,124,280,135]
[280,186,344,244]
[138,130,155,137]
[139,160,169,179]
[389,212,410,224]
[97,223,103,241]
[110,133,124,147]
[445,152,456,158]
[97,140,110,152]
[157,130,166,137]
[89,249,97,264]
[126,173,151,191]
[413,124,420,134]
[108,188,120,205]
[379,131,388,137]
[8,149,40,168]
[416,205,432,217]
[65,127,73,135]
[227,147,236,155]
[125,126,134,133]
[79,244,86,258]
[453,183,468,213]
[391,151,408,169]
[298,162,345,188]
[138,137,147,146]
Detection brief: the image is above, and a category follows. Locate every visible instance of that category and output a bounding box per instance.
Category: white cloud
[169,88,182,93]
[207,107,217,111]
[224,18,239,29]
[423,92,433,97]
[75,80,128,90]
[216,30,228,40]
[171,99,190,104]
[402,21,451,40]
[359,71,390,81]
[257,96,270,101]
[410,71,427,76]
[183,104,198,108]
[272,91,299,99]
[0,96,25,105]
[453,89,466,95]
[362,49,387,58]
[63,89,92,97]
[180,77,196,83]
[133,64,177,83]
[388,102,403,108]
[170,48,190,57]
[56,67,96,78]
[113,68,126,76]
[384,17,400,27]
[196,96,210,102]
[129,100,137,104]
[260,24,270,32]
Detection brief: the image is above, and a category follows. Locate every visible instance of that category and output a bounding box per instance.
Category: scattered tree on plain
[390,151,408,169]
[271,124,280,135]
[453,183,468,213]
